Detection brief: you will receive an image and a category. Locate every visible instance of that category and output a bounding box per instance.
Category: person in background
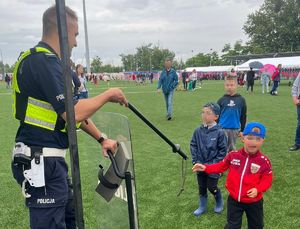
[270,64,282,95]
[157,58,179,120]
[182,70,188,90]
[76,64,88,99]
[261,68,270,94]
[290,72,300,151]
[246,68,255,93]
[190,69,198,90]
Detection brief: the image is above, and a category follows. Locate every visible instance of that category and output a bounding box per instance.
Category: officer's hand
[157,89,161,93]
[105,88,128,107]
[247,188,258,198]
[192,163,206,172]
[101,139,118,157]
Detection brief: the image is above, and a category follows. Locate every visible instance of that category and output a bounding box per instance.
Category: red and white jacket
[205,148,273,203]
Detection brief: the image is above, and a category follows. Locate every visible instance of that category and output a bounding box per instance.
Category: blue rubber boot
[214,190,224,213]
[193,195,207,217]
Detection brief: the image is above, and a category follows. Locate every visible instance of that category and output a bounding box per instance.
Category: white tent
[237,56,300,71]
[185,65,234,72]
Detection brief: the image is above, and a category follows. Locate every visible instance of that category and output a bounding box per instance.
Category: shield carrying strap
[98,165,119,190]
[177,158,187,197]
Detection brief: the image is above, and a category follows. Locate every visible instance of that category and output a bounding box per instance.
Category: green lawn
[1,79,300,229]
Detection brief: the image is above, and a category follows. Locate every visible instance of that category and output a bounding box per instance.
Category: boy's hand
[247,188,258,198]
[192,163,206,172]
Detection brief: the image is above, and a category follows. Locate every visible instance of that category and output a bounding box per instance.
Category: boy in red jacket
[192,122,272,229]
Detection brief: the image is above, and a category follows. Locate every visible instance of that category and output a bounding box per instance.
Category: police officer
[11,5,127,229]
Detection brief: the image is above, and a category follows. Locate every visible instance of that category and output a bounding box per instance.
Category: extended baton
[128,102,188,160]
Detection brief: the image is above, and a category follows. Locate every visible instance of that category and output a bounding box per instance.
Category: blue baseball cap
[203,102,220,115]
[243,122,266,138]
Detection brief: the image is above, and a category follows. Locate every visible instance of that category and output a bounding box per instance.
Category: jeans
[295,105,300,146]
[163,90,174,118]
[270,81,279,94]
[261,78,269,93]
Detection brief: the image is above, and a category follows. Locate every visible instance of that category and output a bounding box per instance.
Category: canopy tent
[237,56,300,71]
[185,65,234,72]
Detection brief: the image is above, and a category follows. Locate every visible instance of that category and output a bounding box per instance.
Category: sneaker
[289,145,300,151]
[167,116,172,121]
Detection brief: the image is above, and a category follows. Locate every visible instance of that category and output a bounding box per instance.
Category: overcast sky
[0,0,263,66]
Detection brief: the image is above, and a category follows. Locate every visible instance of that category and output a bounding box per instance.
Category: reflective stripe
[24,117,55,130]
[24,97,58,131]
[28,97,55,111]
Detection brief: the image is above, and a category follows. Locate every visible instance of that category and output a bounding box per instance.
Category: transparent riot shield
[91,112,139,229]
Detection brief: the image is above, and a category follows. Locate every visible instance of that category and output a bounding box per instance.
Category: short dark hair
[225,75,237,82]
[42,5,78,36]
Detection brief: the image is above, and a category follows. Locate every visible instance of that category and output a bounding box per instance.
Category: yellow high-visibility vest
[12,47,81,132]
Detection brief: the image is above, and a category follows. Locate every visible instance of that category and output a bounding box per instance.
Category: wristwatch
[97,133,107,144]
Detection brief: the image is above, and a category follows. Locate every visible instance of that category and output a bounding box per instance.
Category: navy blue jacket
[190,124,227,178]
[157,68,178,94]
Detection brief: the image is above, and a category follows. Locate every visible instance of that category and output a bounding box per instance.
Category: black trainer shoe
[289,145,300,151]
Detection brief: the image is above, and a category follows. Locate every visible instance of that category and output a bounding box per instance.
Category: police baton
[55,1,85,228]
[128,102,188,160]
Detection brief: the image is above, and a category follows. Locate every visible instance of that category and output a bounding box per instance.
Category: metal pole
[128,103,188,160]
[82,0,91,74]
[55,2,85,228]
[0,49,5,79]
[125,172,135,229]
[210,48,212,66]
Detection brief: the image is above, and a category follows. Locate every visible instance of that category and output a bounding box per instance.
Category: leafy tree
[120,44,175,71]
[243,0,300,52]
[91,56,102,73]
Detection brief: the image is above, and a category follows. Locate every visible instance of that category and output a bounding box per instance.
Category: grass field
[1,79,300,229]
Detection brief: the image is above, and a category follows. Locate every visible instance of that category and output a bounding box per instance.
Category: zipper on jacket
[238,156,249,202]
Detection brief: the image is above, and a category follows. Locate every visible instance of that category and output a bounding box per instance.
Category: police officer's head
[42,5,78,53]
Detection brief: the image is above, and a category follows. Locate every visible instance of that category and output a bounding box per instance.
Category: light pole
[149,49,152,72]
[82,0,91,74]
[209,48,213,66]
[0,48,5,78]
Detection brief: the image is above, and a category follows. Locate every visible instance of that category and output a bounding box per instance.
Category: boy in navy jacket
[190,102,227,216]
